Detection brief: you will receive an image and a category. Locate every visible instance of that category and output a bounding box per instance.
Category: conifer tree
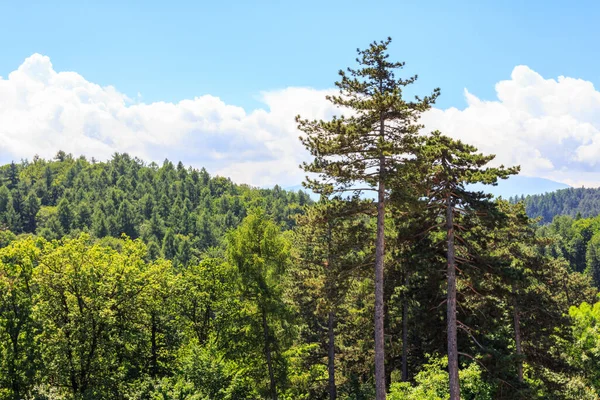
[22,194,40,233]
[162,228,176,259]
[6,162,19,190]
[419,131,518,400]
[57,198,73,233]
[91,207,108,237]
[297,37,439,399]
[586,232,600,288]
[74,202,92,230]
[0,186,10,214]
[4,202,21,233]
[117,200,136,238]
[292,198,372,399]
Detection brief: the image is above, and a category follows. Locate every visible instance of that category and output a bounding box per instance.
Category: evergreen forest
[511,187,600,224]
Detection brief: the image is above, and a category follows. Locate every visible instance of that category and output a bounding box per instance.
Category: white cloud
[422,65,600,187]
[2,55,600,188]
[0,54,337,187]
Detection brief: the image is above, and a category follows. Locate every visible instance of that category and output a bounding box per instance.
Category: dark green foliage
[512,187,600,223]
[0,153,310,260]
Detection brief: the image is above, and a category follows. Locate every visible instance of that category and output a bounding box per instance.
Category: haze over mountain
[471,175,571,198]
[286,175,571,201]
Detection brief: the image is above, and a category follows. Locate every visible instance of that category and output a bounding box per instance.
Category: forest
[2,38,600,400]
[511,187,600,224]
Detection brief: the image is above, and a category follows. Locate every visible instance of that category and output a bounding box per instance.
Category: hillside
[511,187,600,224]
[0,151,310,265]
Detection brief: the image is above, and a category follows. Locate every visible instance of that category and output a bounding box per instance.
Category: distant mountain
[285,176,570,202]
[469,175,570,199]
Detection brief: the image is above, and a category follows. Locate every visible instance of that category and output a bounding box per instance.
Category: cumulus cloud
[2,54,600,187]
[422,66,600,187]
[0,54,337,187]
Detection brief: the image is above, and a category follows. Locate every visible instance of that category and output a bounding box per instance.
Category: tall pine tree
[297,37,439,399]
[418,131,518,400]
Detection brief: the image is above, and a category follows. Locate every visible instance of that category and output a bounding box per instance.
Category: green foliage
[226,208,292,398]
[568,301,600,395]
[389,356,493,400]
[0,237,43,400]
[0,153,311,260]
[32,234,172,398]
[515,187,600,224]
[2,41,600,400]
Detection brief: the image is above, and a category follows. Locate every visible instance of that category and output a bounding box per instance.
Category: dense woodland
[511,187,600,224]
[2,39,600,400]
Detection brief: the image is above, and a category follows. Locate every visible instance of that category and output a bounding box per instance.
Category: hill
[512,186,600,223]
[0,151,311,265]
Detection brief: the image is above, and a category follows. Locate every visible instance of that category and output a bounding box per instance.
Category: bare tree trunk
[262,307,277,400]
[402,274,409,382]
[446,198,460,400]
[328,310,337,400]
[513,294,523,383]
[375,179,386,400]
[374,108,387,400]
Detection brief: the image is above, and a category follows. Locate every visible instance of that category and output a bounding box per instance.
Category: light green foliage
[32,234,172,398]
[568,301,600,394]
[586,233,600,287]
[226,208,292,398]
[0,237,44,400]
[389,356,493,400]
[0,230,16,248]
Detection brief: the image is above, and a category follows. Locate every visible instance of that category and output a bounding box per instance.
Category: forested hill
[0,151,310,265]
[510,187,600,224]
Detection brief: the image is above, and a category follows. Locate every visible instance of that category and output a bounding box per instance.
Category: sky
[2,0,600,190]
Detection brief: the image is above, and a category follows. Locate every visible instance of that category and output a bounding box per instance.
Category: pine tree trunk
[513,295,523,383]
[375,178,386,399]
[374,107,387,400]
[328,310,337,400]
[402,274,409,382]
[446,198,460,400]
[262,307,277,400]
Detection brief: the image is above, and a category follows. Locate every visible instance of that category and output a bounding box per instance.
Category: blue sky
[3,0,599,110]
[2,1,600,193]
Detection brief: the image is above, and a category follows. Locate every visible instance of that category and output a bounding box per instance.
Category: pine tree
[162,228,176,259]
[22,193,40,233]
[117,200,137,238]
[74,202,92,230]
[586,232,600,288]
[296,37,439,399]
[0,186,10,214]
[6,162,19,190]
[91,207,109,237]
[292,198,373,399]
[4,201,22,233]
[57,198,73,233]
[418,131,518,400]
[149,208,165,241]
